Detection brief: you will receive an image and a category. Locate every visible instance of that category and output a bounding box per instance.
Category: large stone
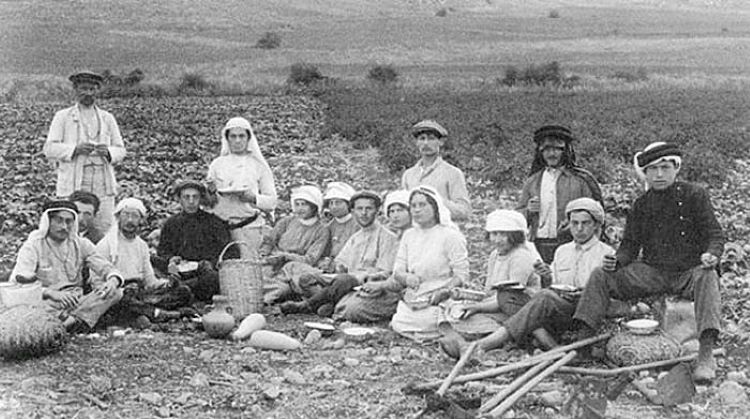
[718,380,749,405]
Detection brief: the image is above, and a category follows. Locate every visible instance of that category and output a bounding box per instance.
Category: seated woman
[446,210,541,336]
[359,186,469,342]
[260,185,330,305]
[332,189,413,323]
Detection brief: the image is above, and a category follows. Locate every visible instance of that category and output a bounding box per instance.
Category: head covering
[484,209,527,232]
[220,117,272,171]
[349,190,382,209]
[529,125,579,174]
[409,185,457,230]
[173,180,206,197]
[324,182,356,203]
[36,200,79,239]
[565,197,604,224]
[114,198,147,218]
[411,120,448,138]
[533,125,575,144]
[69,70,104,86]
[633,142,682,189]
[291,185,323,215]
[384,190,410,212]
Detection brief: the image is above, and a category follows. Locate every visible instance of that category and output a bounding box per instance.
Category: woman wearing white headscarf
[361,185,469,342]
[259,185,330,305]
[207,117,277,258]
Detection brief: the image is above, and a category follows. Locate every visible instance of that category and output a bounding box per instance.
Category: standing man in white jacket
[44,70,126,234]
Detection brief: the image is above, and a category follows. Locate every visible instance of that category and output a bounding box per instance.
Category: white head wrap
[114,198,147,218]
[384,190,410,213]
[291,185,324,215]
[220,117,272,172]
[485,209,527,232]
[35,206,79,241]
[323,182,356,203]
[409,185,457,230]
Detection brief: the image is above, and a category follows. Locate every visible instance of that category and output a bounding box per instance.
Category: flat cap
[349,190,383,209]
[69,70,104,85]
[565,197,604,224]
[412,120,448,138]
[173,180,207,196]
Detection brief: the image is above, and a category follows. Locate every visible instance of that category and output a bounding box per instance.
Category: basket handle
[218,241,249,264]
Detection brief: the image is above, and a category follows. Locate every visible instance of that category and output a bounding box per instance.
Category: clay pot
[202,295,235,338]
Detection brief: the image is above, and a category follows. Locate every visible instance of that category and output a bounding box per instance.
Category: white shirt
[537,168,560,238]
[551,236,613,289]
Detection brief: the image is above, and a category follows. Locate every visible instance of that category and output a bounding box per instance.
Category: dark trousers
[104,284,193,324]
[300,274,360,311]
[504,289,576,345]
[181,266,220,303]
[573,262,721,336]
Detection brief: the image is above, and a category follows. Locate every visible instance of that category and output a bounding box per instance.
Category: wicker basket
[0,305,67,360]
[606,330,681,367]
[218,241,263,319]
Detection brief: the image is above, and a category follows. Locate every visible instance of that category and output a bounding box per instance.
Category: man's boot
[693,329,718,383]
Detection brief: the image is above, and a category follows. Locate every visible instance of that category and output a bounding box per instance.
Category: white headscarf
[323,182,356,202]
[384,190,410,212]
[32,205,79,241]
[409,185,457,230]
[101,197,148,263]
[291,185,324,216]
[485,209,542,260]
[220,117,272,172]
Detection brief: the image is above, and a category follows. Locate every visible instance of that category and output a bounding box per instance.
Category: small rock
[657,371,669,381]
[112,329,127,338]
[240,347,257,355]
[639,370,651,378]
[282,369,306,385]
[539,390,565,407]
[174,392,193,405]
[465,381,485,392]
[261,385,282,400]
[373,355,388,363]
[331,338,346,350]
[543,407,556,416]
[726,371,748,384]
[718,380,749,405]
[390,356,403,364]
[343,357,360,367]
[189,372,209,387]
[139,392,163,405]
[155,406,170,418]
[636,302,651,314]
[182,346,195,354]
[389,347,403,357]
[502,409,516,418]
[639,377,656,387]
[304,330,322,345]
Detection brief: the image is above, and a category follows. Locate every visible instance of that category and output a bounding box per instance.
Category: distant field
[2,0,750,88]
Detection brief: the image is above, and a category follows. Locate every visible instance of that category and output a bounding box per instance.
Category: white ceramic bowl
[624,318,659,335]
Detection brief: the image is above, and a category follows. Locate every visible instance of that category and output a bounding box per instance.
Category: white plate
[625,319,659,335]
[177,261,199,273]
[304,322,336,332]
[549,284,578,293]
[492,281,520,288]
[342,327,375,337]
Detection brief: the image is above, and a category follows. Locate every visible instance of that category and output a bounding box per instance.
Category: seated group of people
[9,72,724,384]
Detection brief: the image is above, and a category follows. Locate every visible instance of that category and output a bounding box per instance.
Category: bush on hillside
[612,67,649,83]
[256,32,282,49]
[288,63,325,86]
[436,8,448,17]
[367,65,399,84]
[548,10,561,19]
[501,61,572,87]
[178,72,212,91]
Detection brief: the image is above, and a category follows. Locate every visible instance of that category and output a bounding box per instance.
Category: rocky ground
[1,95,749,418]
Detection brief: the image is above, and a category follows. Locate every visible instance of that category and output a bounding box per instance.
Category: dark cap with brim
[43,200,78,214]
[534,125,575,144]
[174,180,207,196]
[349,190,382,209]
[69,71,104,85]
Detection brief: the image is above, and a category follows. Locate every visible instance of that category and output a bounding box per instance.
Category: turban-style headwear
[323,182,356,202]
[291,185,323,215]
[565,197,604,224]
[484,209,527,232]
[384,190,410,212]
[114,198,147,218]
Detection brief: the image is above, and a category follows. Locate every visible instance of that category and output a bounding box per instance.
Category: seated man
[574,142,724,382]
[154,180,236,302]
[440,198,612,358]
[279,190,399,317]
[70,190,104,244]
[10,200,124,333]
[318,182,360,271]
[96,198,193,324]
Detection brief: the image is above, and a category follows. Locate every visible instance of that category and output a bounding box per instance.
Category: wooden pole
[487,351,578,418]
[410,333,609,392]
[478,358,555,413]
[437,341,478,397]
[555,348,725,378]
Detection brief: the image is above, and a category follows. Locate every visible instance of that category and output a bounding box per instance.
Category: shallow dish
[304,322,336,333]
[177,261,199,273]
[491,281,520,288]
[624,318,659,335]
[549,284,578,293]
[341,327,375,342]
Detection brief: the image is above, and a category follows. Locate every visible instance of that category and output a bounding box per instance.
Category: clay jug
[202,295,235,338]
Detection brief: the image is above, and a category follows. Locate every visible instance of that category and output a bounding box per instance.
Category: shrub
[178,72,211,91]
[288,63,325,85]
[367,65,399,84]
[256,31,282,49]
[500,65,519,86]
[548,9,561,18]
[612,67,649,83]
[436,8,448,17]
[502,61,564,87]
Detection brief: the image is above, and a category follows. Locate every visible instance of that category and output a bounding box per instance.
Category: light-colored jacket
[401,157,472,221]
[43,104,126,197]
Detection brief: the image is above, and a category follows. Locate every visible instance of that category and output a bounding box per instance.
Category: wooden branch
[437,341,478,397]
[80,392,109,409]
[487,351,578,419]
[555,348,725,378]
[479,358,555,413]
